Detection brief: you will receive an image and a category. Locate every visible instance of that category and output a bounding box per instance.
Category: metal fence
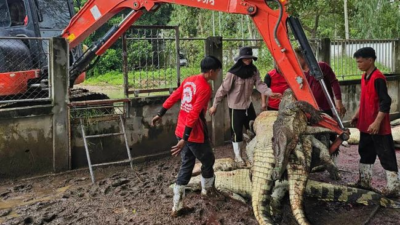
[330,39,397,80]
[119,30,399,96]
[123,26,181,97]
[0,37,51,105]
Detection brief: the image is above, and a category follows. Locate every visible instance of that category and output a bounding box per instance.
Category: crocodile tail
[251,145,275,225]
[287,154,311,225]
[306,180,400,209]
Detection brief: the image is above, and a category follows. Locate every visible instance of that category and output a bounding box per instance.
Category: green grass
[331,55,392,81]
[85,67,200,87]
[84,56,393,87]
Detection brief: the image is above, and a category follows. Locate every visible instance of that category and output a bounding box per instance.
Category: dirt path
[0,145,399,225]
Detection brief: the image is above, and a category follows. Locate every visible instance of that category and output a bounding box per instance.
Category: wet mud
[0,145,399,225]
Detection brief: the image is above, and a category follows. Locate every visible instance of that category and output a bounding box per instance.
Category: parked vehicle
[179,53,187,66]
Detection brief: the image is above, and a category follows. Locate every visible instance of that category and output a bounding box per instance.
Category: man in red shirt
[152,56,222,216]
[261,63,289,111]
[351,47,400,197]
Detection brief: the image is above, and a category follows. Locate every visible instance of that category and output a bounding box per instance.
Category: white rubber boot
[201,176,223,199]
[232,142,244,165]
[171,184,185,217]
[201,176,215,196]
[353,163,373,190]
[384,170,400,198]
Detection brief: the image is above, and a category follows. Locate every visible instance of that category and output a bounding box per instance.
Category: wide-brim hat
[234,46,258,61]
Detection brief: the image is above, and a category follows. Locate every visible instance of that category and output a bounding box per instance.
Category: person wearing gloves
[209,46,281,165]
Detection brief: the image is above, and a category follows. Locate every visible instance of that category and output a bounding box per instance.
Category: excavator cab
[0,0,85,98]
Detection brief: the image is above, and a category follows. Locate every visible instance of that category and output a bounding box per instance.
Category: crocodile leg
[270,180,289,223]
[305,126,336,135]
[309,135,340,180]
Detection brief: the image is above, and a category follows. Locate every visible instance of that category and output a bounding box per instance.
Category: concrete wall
[70,97,183,169]
[71,76,400,169]
[0,107,54,178]
[2,76,400,176]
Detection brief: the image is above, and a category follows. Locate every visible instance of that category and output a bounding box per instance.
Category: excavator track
[0,88,109,109]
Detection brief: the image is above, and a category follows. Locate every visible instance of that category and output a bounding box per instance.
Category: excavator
[0,0,108,108]
[0,0,349,146]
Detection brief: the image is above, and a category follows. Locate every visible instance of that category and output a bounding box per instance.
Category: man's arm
[322,62,346,117]
[158,83,184,116]
[171,88,212,156]
[321,63,342,100]
[368,78,391,134]
[185,89,212,138]
[152,83,184,126]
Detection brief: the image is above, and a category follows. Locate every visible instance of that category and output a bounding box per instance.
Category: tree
[351,0,400,39]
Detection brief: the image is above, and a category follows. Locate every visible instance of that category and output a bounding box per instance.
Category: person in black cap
[209,46,281,165]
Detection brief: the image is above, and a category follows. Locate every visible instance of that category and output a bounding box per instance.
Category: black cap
[234,46,258,61]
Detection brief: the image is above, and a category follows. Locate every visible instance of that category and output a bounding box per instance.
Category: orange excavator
[0,0,348,146]
[0,0,108,107]
[61,0,349,148]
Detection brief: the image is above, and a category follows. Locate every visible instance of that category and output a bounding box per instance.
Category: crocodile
[251,89,342,225]
[250,110,279,225]
[186,166,400,209]
[272,89,337,181]
[248,110,333,225]
[192,157,247,176]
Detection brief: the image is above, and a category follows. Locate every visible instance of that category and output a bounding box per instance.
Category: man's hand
[261,102,267,111]
[151,115,162,126]
[367,121,381,135]
[335,100,347,118]
[171,139,186,157]
[350,115,358,127]
[269,92,282,99]
[209,106,217,116]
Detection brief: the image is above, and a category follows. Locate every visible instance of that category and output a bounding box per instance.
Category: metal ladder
[80,114,133,183]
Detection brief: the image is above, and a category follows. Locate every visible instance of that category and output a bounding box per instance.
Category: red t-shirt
[163,74,211,143]
[265,69,289,109]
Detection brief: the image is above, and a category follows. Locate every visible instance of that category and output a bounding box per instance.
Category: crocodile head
[278,89,296,110]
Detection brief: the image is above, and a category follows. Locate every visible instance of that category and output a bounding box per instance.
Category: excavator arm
[61,0,348,147]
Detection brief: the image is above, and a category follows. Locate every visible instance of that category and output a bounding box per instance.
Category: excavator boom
[61,0,347,142]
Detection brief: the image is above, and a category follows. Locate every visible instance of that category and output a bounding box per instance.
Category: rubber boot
[383,170,400,198]
[171,184,185,217]
[350,163,373,190]
[201,176,224,200]
[232,142,245,166]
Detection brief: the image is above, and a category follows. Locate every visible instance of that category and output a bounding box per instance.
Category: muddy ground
[0,144,399,225]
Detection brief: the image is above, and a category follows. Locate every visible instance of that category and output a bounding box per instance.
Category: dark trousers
[359,132,398,172]
[229,103,256,142]
[176,139,215,185]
